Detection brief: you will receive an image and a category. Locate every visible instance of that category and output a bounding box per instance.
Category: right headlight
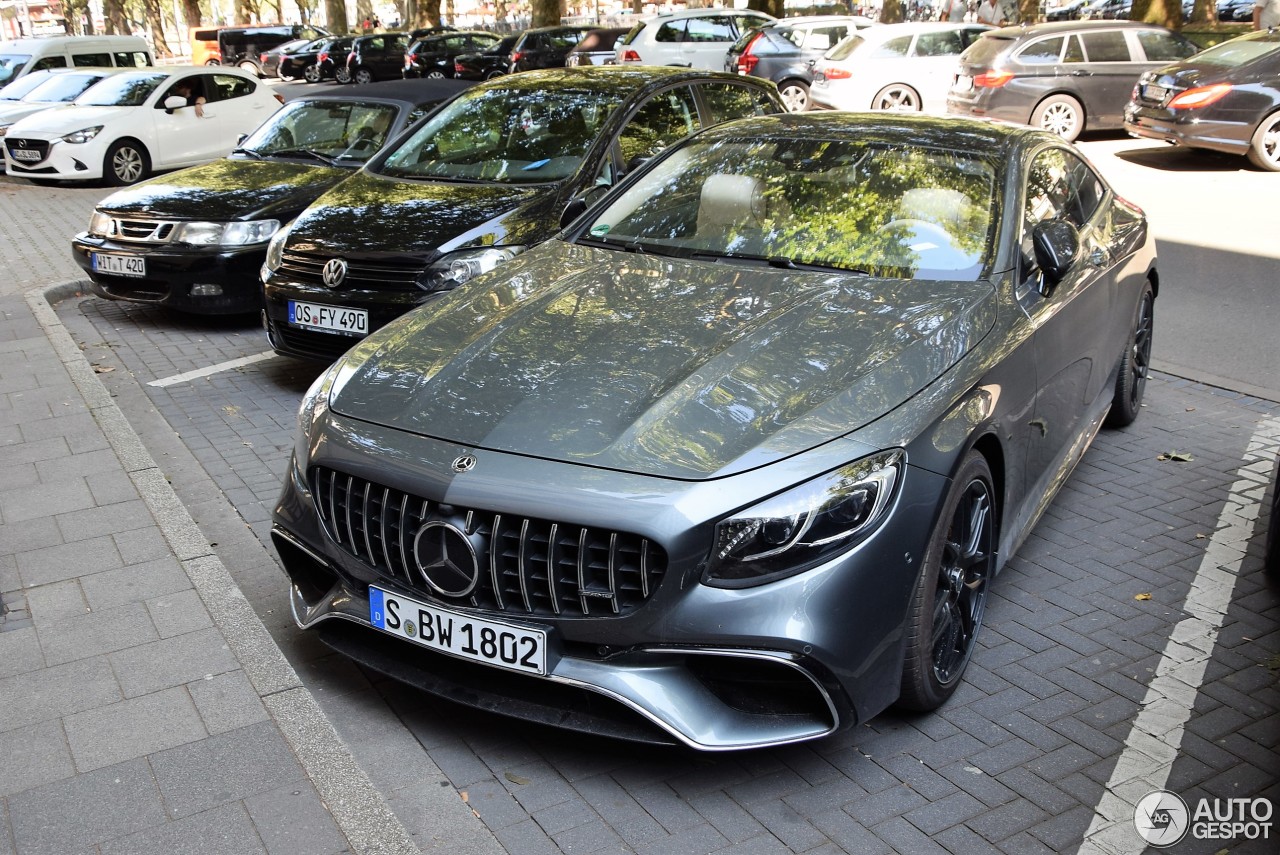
[262,222,292,278]
[703,450,902,588]
[88,210,115,237]
[417,246,525,292]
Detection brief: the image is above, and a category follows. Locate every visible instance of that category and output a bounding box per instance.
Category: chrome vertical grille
[311,467,666,618]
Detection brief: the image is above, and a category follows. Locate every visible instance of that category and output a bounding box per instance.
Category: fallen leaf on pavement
[505,772,530,786]
[1135,593,1153,601]
[1157,452,1194,462]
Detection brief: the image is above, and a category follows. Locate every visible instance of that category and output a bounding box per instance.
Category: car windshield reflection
[579,136,998,281]
[375,86,625,184]
[239,100,400,165]
[76,72,168,107]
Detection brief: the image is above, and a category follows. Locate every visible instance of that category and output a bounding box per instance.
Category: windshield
[23,72,107,103]
[580,136,998,281]
[75,71,168,107]
[1192,32,1280,68]
[0,56,34,88]
[376,86,623,184]
[239,99,400,165]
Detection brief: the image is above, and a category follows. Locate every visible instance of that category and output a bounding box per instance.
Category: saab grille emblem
[452,455,477,473]
[321,258,348,288]
[412,521,480,598]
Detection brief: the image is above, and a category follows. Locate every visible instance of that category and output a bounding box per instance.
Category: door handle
[1070,70,1092,77]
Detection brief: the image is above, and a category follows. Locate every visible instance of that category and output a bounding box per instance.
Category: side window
[687,16,736,43]
[73,52,112,67]
[781,28,806,48]
[1066,154,1105,224]
[698,82,776,125]
[914,31,964,58]
[1136,31,1197,61]
[655,21,686,43]
[1023,147,1102,251]
[211,73,254,101]
[549,31,585,50]
[1065,35,1085,63]
[616,86,702,167]
[868,36,911,59]
[1080,31,1132,62]
[806,26,848,52]
[1017,36,1064,65]
[32,56,69,71]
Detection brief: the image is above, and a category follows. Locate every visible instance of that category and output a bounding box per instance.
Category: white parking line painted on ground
[147,351,277,388]
[1078,415,1280,855]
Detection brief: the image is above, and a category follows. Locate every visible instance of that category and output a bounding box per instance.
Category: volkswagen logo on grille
[412,521,480,598]
[451,455,477,473]
[321,258,348,288]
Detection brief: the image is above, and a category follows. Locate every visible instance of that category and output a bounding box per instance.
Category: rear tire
[1106,281,1154,428]
[303,63,322,83]
[426,70,446,79]
[899,451,996,711]
[1032,94,1085,141]
[353,67,374,85]
[485,69,506,80]
[239,60,261,77]
[778,80,810,113]
[335,67,352,84]
[873,83,921,111]
[103,139,150,186]
[1246,111,1280,172]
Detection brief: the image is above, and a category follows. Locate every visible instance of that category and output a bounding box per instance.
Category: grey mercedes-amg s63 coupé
[271,112,1157,750]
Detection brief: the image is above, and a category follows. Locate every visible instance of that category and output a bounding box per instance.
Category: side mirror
[163,95,187,114]
[237,133,248,144]
[1030,219,1080,294]
[560,185,607,230]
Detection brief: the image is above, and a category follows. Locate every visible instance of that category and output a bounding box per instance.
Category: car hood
[8,104,131,135]
[329,240,997,481]
[96,159,351,222]
[284,170,558,258]
[0,101,70,126]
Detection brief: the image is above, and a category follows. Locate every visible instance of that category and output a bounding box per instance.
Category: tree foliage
[881,0,905,23]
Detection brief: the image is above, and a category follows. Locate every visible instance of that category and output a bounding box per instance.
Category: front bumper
[72,234,268,314]
[5,135,106,181]
[271,413,946,750]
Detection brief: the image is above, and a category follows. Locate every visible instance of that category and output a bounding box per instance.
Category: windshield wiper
[231,146,263,160]
[272,148,337,166]
[691,250,870,275]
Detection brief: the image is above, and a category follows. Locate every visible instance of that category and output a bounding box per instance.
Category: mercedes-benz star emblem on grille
[452,455,477,473]
[412,521,480,598]
[321,258,348,288]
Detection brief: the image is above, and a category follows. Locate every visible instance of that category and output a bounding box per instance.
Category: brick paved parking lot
[54,294,1279,855]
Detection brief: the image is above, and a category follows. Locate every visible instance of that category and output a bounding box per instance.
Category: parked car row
[57,57,1160,751]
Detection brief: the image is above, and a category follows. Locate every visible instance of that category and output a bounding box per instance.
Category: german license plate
[954,74,974,93]
[92,252,146,277]
[287,300,368,336]
[369,586,548,675]
[11,148,41,162]
[1142,84,1168,102]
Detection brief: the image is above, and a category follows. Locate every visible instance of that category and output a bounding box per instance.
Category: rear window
[961,35,1014,67]
[868,36,912,60]
[620,23,646,46]
[826,35,864,61]
[1135,31,1197,62]
[1187,31,1280,67]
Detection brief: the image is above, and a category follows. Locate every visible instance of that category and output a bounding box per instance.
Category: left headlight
[174,219,281,247]
[293,358,344,467]
[262,222,292,277]
[0,124,10,138]
[417,246,525,292]
[703,450,903,588]
[61,125,103,144]
[88,210,115,237]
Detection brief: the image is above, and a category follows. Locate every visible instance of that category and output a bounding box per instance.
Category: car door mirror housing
[1031,219,1080,288]
[163,95,187,113]
[560,185,607,230]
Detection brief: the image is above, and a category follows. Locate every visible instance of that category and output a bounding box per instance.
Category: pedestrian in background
[942,0,968,21]
[1255,0,1280,29]
[977,0,1017,24]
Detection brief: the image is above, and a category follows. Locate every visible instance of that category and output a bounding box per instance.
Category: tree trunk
[182,0,202,29]
[143,0,172,55]
[746,0,784,17]
[1131,0,1183,29]
[103,0,128,35]
[356,0,374,26]
[1189,0,1215,24]
[325,0,348,33]
[1018,0,1039,22]
[880,0,904,23]
[418,0,441,27]
[530,0,559,27]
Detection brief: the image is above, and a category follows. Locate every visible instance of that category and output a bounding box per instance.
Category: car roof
[651,8,775,20]
[467,65,772,95]
[986,19,1173,38]
[702,110,1043,154]
[317,78,474,105]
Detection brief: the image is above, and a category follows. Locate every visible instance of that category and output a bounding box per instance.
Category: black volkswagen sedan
[260,67,783,361]
[1125,29,1280,171]
[72,79,472,314]
[403,30,501,79]
[453,34,520,80]
[271,112,1157,750]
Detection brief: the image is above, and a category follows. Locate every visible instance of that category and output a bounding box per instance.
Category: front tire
[899,451,996,711]
[779,80,810,113]
[103,139,150,186]
[239,60,261,77]
[335,67,352,84]
[1246,111,1280,172]
[1032,94,1085,141]
[1106,281,1154,428]
[353,67,374,85]
[873,83,922,111]
[426,70,446,79]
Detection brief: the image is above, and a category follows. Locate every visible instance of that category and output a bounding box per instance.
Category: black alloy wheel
[1106,281,1154,427]
[899,451,996,710]
[303,63,322,83]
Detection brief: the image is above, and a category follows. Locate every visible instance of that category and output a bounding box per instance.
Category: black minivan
[947,20,1196,141]
[220,24,329,75]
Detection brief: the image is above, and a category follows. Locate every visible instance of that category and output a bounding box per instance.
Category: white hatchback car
[4,66,282,185]
[811,22,991,114]
[0,68,131,138]
[616,9,776,71]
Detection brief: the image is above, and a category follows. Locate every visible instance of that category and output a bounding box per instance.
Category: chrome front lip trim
[275,526,840,751]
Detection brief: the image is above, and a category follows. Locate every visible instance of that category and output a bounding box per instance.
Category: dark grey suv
[947,20,1196,141]
[723,15,875,112]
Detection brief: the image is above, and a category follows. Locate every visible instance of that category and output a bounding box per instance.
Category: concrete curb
[28,280,422,855]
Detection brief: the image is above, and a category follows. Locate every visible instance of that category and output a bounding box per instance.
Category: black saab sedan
[260,67,783,361]
[1125,29,1280,171]
[271,113,1158,750]
[72,79,472,314]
